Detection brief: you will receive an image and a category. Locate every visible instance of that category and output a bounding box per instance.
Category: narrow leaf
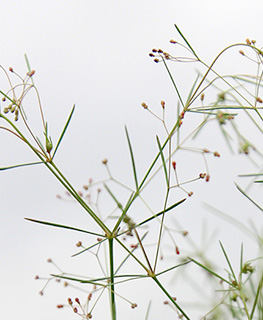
[156,135,169,187]
[219,241,238,284]
[104,183,123,209]
[52,104,75,158]
[236,183,263,211]
[125,126,138,190]
[25,218,104,237]
[137,198,186,227]
[174,24,199,59]
[190,257,233,286]
[0,161,42,171]
[185,74,200,105]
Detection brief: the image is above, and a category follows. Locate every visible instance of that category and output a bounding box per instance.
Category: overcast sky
[1,1,263,319]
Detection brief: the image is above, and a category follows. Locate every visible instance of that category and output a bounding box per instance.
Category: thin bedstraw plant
[0,59,191,319]
[1,25,263,319]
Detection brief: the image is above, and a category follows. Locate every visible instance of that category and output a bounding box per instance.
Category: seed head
[170,39,176,44]
[141,102,148,109]
[76,241,82,247]
[102,158,108,165]
[27,70,35,77]
[161,100,165,109]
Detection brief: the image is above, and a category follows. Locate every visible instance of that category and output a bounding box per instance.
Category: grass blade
[161,57,184,107]
[219,241,238,284]
[0,161,42,171]
[25,218,104,237]
[185,74,200,105]
[137,198,186,227]
[190,257,234,286]
[156,135,169,187]
[174,24,199,59]
[236,183,263,211]
[250,274,263,318]
[125,126,138,190]
[52,104,75,159]
[104,183,123,209]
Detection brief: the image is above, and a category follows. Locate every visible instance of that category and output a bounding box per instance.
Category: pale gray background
[0,1,263,319]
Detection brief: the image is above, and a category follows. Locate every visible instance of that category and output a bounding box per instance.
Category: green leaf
[125,126,138,190]
[0,161,42,171]
[104,183,123,209]
[219,241,238,284]
[161,57,184,107]
[236,183,263,211]
[174,24,199,59]
[190,257,234,286]
[52,104,75,159]
[137,198,186,227]
[185,74,200,105]
[25,218,104,237]
[156,135,169,187]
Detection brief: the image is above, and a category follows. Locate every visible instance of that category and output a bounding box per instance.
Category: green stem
[108,238,117,320]
[152,276,190,320]
[0,113,110,234]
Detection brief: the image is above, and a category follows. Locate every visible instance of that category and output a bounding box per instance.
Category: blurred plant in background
[1,25,263,319]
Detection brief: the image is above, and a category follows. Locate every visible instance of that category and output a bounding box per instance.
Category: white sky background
[1,0,263,319]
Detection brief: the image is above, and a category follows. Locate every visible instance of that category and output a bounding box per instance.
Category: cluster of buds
[64,297,92,319]
[216,110,234,125]
[3,103,20,121]
[245,38,256,45]
[241,262,255,274]
[199,172,210,182]
[149,48,170,63]
[203,149,220,157]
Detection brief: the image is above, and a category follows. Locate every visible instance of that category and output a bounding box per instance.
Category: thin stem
[152,276,190,320]
[108,238,117,320]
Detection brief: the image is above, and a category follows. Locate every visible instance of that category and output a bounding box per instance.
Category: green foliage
[1,26,263,319]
